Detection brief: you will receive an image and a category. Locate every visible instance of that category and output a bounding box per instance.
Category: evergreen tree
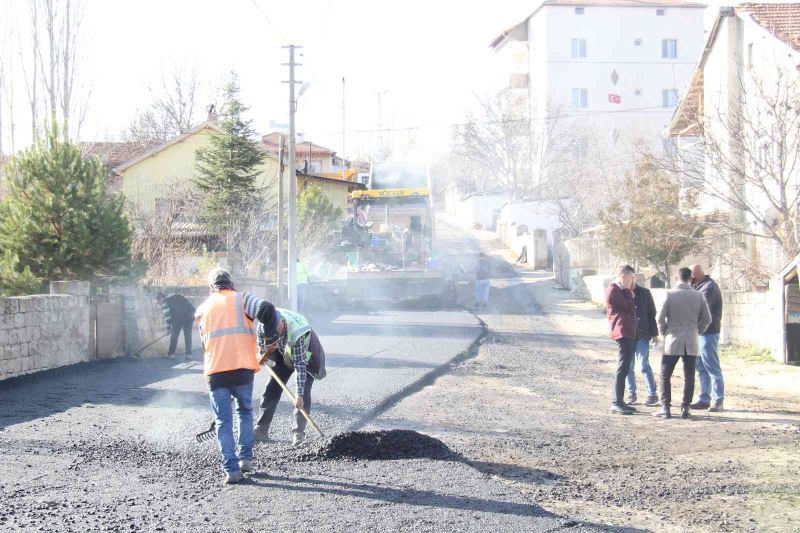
[297,185,343,254]
[0,130,132,281]
[599,157,704,286]
[194,73,265,222]
[0,250,42,296]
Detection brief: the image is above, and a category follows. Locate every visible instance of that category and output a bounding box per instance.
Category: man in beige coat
[654,267,712,419]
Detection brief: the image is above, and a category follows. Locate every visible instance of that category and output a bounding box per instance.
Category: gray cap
[207,268,233,289]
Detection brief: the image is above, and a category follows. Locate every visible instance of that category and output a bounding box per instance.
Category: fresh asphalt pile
[298,429,459,462]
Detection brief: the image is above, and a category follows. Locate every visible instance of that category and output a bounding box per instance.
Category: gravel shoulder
[373,236,800,532]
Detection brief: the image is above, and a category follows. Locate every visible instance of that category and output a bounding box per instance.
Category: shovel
[264,363,326,438]
[194,365,325,444]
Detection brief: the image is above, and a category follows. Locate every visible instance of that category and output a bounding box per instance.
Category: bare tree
[9,0,87,141]
[128,183,205,285]
[453,92,535,198]
[658,62,800,282]
[125,67,212,146]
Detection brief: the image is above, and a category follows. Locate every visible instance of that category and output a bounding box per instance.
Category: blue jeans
[697,333,724,404]
[208,382,254,473]
[475,279,490,305]
[626,338,657,397]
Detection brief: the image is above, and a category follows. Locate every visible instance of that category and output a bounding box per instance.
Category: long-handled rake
[195,421,216,443]
[131,332,170,358]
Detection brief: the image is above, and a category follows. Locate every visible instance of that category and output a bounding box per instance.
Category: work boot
[708,402,724,413]
[224,470,244,484]
[689,400,710,410]
[253,425,271,444]
[621,403,637,413]
[625,392,637,405]
[645,395,660,407]
[292,431,306,447]
[681,406,691,419]
[652,405,671,419]
[610,404,632,415]
[239,459,254,473]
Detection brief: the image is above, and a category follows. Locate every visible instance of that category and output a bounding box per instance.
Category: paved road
[0,216,593,532]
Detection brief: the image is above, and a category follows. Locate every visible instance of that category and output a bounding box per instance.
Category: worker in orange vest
[194,268,277,485]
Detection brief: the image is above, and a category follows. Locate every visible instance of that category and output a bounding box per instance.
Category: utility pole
[283,44,302,311]
[375,90,387,162]
[276,134,285,304]
[341,76,346,180]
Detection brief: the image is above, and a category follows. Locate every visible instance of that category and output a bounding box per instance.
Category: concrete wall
[0,290,92,381]
[497,201,561,244]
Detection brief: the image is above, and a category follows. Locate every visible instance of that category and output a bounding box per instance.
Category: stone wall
[0,292,92,381]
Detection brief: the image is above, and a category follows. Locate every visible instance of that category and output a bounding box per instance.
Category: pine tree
[0,250,42,296]
[194,73,265,222]
[0,130,133,282]
[297,185,343,254]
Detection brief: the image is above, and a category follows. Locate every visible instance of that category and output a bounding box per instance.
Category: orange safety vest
[195,290,260,376]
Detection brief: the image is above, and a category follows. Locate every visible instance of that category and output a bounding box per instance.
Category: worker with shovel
[254,306,326,446]
[194,268,275,485]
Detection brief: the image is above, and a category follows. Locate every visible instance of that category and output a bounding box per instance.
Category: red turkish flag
[608,94,621,104]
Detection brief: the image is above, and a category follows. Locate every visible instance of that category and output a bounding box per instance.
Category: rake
[195,421,216,443]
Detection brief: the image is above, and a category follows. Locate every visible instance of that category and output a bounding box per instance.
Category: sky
[1,0,536,162]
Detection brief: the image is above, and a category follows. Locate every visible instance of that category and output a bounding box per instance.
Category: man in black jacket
[626,282,660,406]
[156,292,196,360]
[689,265,725,412]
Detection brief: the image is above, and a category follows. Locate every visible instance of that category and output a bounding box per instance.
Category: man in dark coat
[156,292,195,360]
[690,264,725,412]
[605,265,638,415]
[626,282,660,406]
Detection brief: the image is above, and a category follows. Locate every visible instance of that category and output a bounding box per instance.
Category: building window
[662,39,677,58]
[662,89,679,107]
[571,38,587,59]
[747,42,754,69]
[634,88,642,96]
[656,9,665,16]
[572,88,588,108]
[575,7,584,14]
[634,38,643,46]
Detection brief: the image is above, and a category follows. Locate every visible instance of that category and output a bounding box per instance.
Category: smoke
[139,387,212,452]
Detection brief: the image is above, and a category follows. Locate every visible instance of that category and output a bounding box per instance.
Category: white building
[490,0,706,183]
[669,4,800,279]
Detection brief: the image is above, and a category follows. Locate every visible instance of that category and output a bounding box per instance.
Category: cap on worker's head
[207,268,234,290]
[258,305,282,344]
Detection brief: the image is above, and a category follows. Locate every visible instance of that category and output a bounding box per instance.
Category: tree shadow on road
[246,473,645,531]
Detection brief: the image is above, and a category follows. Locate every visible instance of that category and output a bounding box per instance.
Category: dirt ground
[374,246,800,532]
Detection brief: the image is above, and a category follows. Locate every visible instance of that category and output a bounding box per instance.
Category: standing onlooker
[474,253,491,309]
[194,268,272,484]
[626,281,660,406]
[156,291,195,361]
[605,265,638,415]
[654,267,711,419]
[690,264,725,412]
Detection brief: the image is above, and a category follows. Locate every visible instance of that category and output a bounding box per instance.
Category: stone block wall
[0,294,91,381]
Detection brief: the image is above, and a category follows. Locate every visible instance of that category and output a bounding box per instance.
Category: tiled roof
[262,132,336,156]
[81,141,155,170]
[738,3,800,51]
